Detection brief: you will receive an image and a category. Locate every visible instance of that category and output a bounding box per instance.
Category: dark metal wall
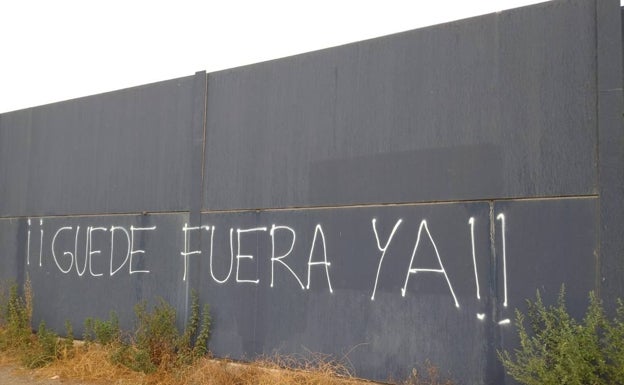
[0,76,202,216]
[203,0,599,210]
[0,0,622,384]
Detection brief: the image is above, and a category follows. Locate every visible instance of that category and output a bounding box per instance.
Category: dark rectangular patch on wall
[309,144,503,206]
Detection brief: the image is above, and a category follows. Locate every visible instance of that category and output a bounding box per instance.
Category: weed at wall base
[105,290,212,374]
[499,287,624,385]
[0,281,212,376]
[0,280,455,384]
[0,277,76,369]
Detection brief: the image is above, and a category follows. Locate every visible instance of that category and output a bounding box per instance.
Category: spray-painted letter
[270,225,304,289]
[401,220,459,308]
[88,227,107,277]
[130,226,156,274]
[306,224,333,293]
[109,226,131,276]
[236,227,267,284]
[51,226,74,274]
[208,226,235,284]
[370,218,403,301]
[180,224,205,281]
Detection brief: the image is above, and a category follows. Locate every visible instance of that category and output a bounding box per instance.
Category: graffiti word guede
[26,219,156,277]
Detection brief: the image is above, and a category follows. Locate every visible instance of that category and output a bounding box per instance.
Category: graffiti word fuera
[181,224,334,291]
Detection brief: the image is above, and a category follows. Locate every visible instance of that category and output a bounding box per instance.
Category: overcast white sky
[0,0,616,114]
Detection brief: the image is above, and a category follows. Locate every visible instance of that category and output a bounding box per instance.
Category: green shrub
[21,320,60,368]
[499,287,624,385]
[110,342,157,374]
[604,299,624,383]
[0,281,10,327]
[192,303,211,358]
[0,281,212,375]
[83,317,94,344]
[134,298,179,369]
[178,291,212,363]
[107,298,178,373]
[0,282,32,351]
[94,311,120,345]
[61,320,75,359]
[113,292,212,373]
[83,311,120,346]
[178,291,200,358]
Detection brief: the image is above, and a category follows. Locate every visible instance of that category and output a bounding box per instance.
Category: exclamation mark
[26,219,32,265]
[38,219,44,267]
[496,213,509,325]
[470,217,486,321]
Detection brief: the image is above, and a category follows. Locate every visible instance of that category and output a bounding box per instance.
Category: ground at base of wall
[0,356,388,385]
[0,364,91,385]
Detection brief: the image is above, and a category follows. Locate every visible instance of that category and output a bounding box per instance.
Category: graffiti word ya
[370,215,509,324]
[370,218,459,307]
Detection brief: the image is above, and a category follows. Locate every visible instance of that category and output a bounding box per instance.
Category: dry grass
[0,279,453,385]
[168,354,369,385]
[0,344,18,366]
[0,281,385,385]
[396,362,456,385]
[2,343,381,385]
[0,341,458,385]
[33,344,147,384]
[0,280,451,385]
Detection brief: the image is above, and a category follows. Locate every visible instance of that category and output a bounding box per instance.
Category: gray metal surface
[203,0,597,211]
[0,219,22,284]
[597,1,624,305]
[0,75,201,217]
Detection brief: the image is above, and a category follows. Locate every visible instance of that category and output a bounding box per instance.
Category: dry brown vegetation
[0,343,457,385]
[0,279,455,385]
[0,345,376,385]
